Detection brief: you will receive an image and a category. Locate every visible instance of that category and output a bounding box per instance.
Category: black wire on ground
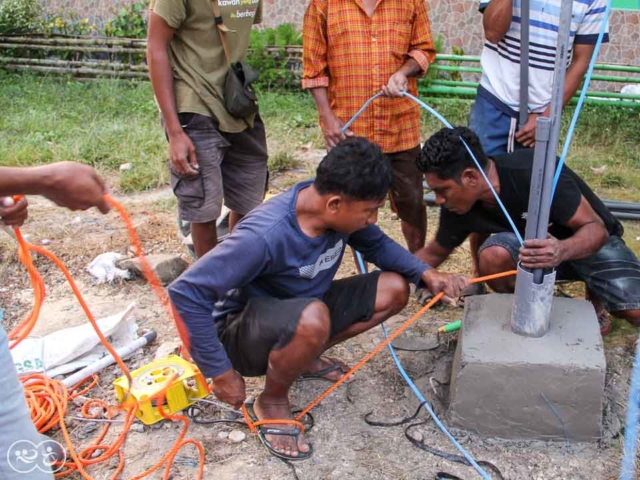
[405,421,504,480]
[364,401,504,480]
[364,401,427,427]
[186,405,247,426]
[390,341,441,352]
[279,458,300,480]
[435,473,464,480]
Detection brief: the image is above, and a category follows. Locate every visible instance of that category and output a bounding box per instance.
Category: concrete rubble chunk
[228,430,246,443]
[118,254,188,286]
[130,423,145,433]
[448,294,605,442]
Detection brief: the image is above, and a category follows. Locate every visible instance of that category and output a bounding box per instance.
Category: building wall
[46,0,136,22]
[44,0,640,67]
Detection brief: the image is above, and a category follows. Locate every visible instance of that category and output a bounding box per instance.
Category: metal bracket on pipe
[511,264,556,337]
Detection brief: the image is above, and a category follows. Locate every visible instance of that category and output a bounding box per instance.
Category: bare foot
[253,394,310,458]
[302,356,354,383]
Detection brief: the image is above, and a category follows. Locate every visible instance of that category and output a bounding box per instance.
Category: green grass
[1,72,639,200]
[258,90,323,149]
[0,72,167,192]
[418,99,640,201]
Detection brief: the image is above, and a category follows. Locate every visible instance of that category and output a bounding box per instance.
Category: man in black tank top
[415,126,640,334]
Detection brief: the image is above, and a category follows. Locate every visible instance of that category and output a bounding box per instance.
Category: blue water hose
[402,92,524,245]
[620,335,640,479]
[381,324,493,480]
[353,252,492,479]
[523,0,640,474]
[620,0,640,476]
[342,92,524,246]
[343,93,516,478]
[341,14,624,470]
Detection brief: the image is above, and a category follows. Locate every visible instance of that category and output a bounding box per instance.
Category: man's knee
[478,245,516,274]
[297,301,331,344]
[378,272,410,314]
[478,246,517,292]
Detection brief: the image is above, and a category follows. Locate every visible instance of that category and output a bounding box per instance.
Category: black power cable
[364,402,504,480]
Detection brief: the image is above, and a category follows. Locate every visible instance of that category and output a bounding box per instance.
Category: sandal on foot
[597,309,612,336]
[461,282,487,297]
[244,399,313,461]
[299,356,352,383]
[456,282,487,307]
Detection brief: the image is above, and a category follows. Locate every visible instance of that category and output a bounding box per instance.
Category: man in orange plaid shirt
[303,0,436,253]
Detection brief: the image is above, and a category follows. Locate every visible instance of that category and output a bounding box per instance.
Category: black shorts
[480,232,640,312]
[219,272,381,377]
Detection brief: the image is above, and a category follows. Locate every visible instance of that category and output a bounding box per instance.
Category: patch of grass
[557,104,640,195]
[258,90,323,149]
[0,74,323,191]
[418,97,640,201]
[0,72,166,191]
[1,72,638,202]
[268,150,298,172]
[419,97,472,133]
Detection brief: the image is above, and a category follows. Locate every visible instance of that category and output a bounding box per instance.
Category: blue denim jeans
[468,86,528,157]
[479,232,640,312]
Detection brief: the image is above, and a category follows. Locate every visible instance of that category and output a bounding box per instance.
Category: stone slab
[118,254,188,286]
[448,294,605,441]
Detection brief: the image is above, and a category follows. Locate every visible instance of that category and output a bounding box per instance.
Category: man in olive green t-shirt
[148,0,268,257]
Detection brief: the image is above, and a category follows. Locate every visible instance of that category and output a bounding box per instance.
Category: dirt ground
[1,159,638,480]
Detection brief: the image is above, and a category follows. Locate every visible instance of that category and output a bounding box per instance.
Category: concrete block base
[448,294,605,441]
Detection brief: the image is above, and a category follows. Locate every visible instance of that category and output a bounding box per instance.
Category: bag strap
[211,0,236,65]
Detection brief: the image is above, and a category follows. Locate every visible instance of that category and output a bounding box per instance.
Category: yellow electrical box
[113,355,209,425]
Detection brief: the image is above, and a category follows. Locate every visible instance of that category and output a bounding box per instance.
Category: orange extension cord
[241,270,517,430]
[8,194,204,479]
[8,193,517,476]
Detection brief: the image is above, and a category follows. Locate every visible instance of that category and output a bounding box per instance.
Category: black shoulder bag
[212,0,260,119]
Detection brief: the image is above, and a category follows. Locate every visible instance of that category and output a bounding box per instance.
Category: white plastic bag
[87,252,131,284]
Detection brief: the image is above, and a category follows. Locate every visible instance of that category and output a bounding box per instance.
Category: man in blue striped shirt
[469,0,609,156]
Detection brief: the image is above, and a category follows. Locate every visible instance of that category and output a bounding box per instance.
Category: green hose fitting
[438,320,462,334]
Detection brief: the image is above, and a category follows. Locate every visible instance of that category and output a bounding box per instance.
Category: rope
[7,194,514,477]
[249,272,514,425]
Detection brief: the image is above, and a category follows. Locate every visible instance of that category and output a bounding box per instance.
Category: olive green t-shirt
[150,0,262,133]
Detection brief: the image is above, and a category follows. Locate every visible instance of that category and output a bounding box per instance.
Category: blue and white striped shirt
[479,0,609,112]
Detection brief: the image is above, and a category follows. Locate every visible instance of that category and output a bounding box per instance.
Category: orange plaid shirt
[302,0,436,154]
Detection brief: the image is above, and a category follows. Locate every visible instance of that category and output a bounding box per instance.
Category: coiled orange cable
[8,194,204,479]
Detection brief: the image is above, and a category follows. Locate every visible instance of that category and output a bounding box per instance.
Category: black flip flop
[457,282,488,307]
[299,357,351,382]
[463,282,487,296]
[244,399,313,461]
